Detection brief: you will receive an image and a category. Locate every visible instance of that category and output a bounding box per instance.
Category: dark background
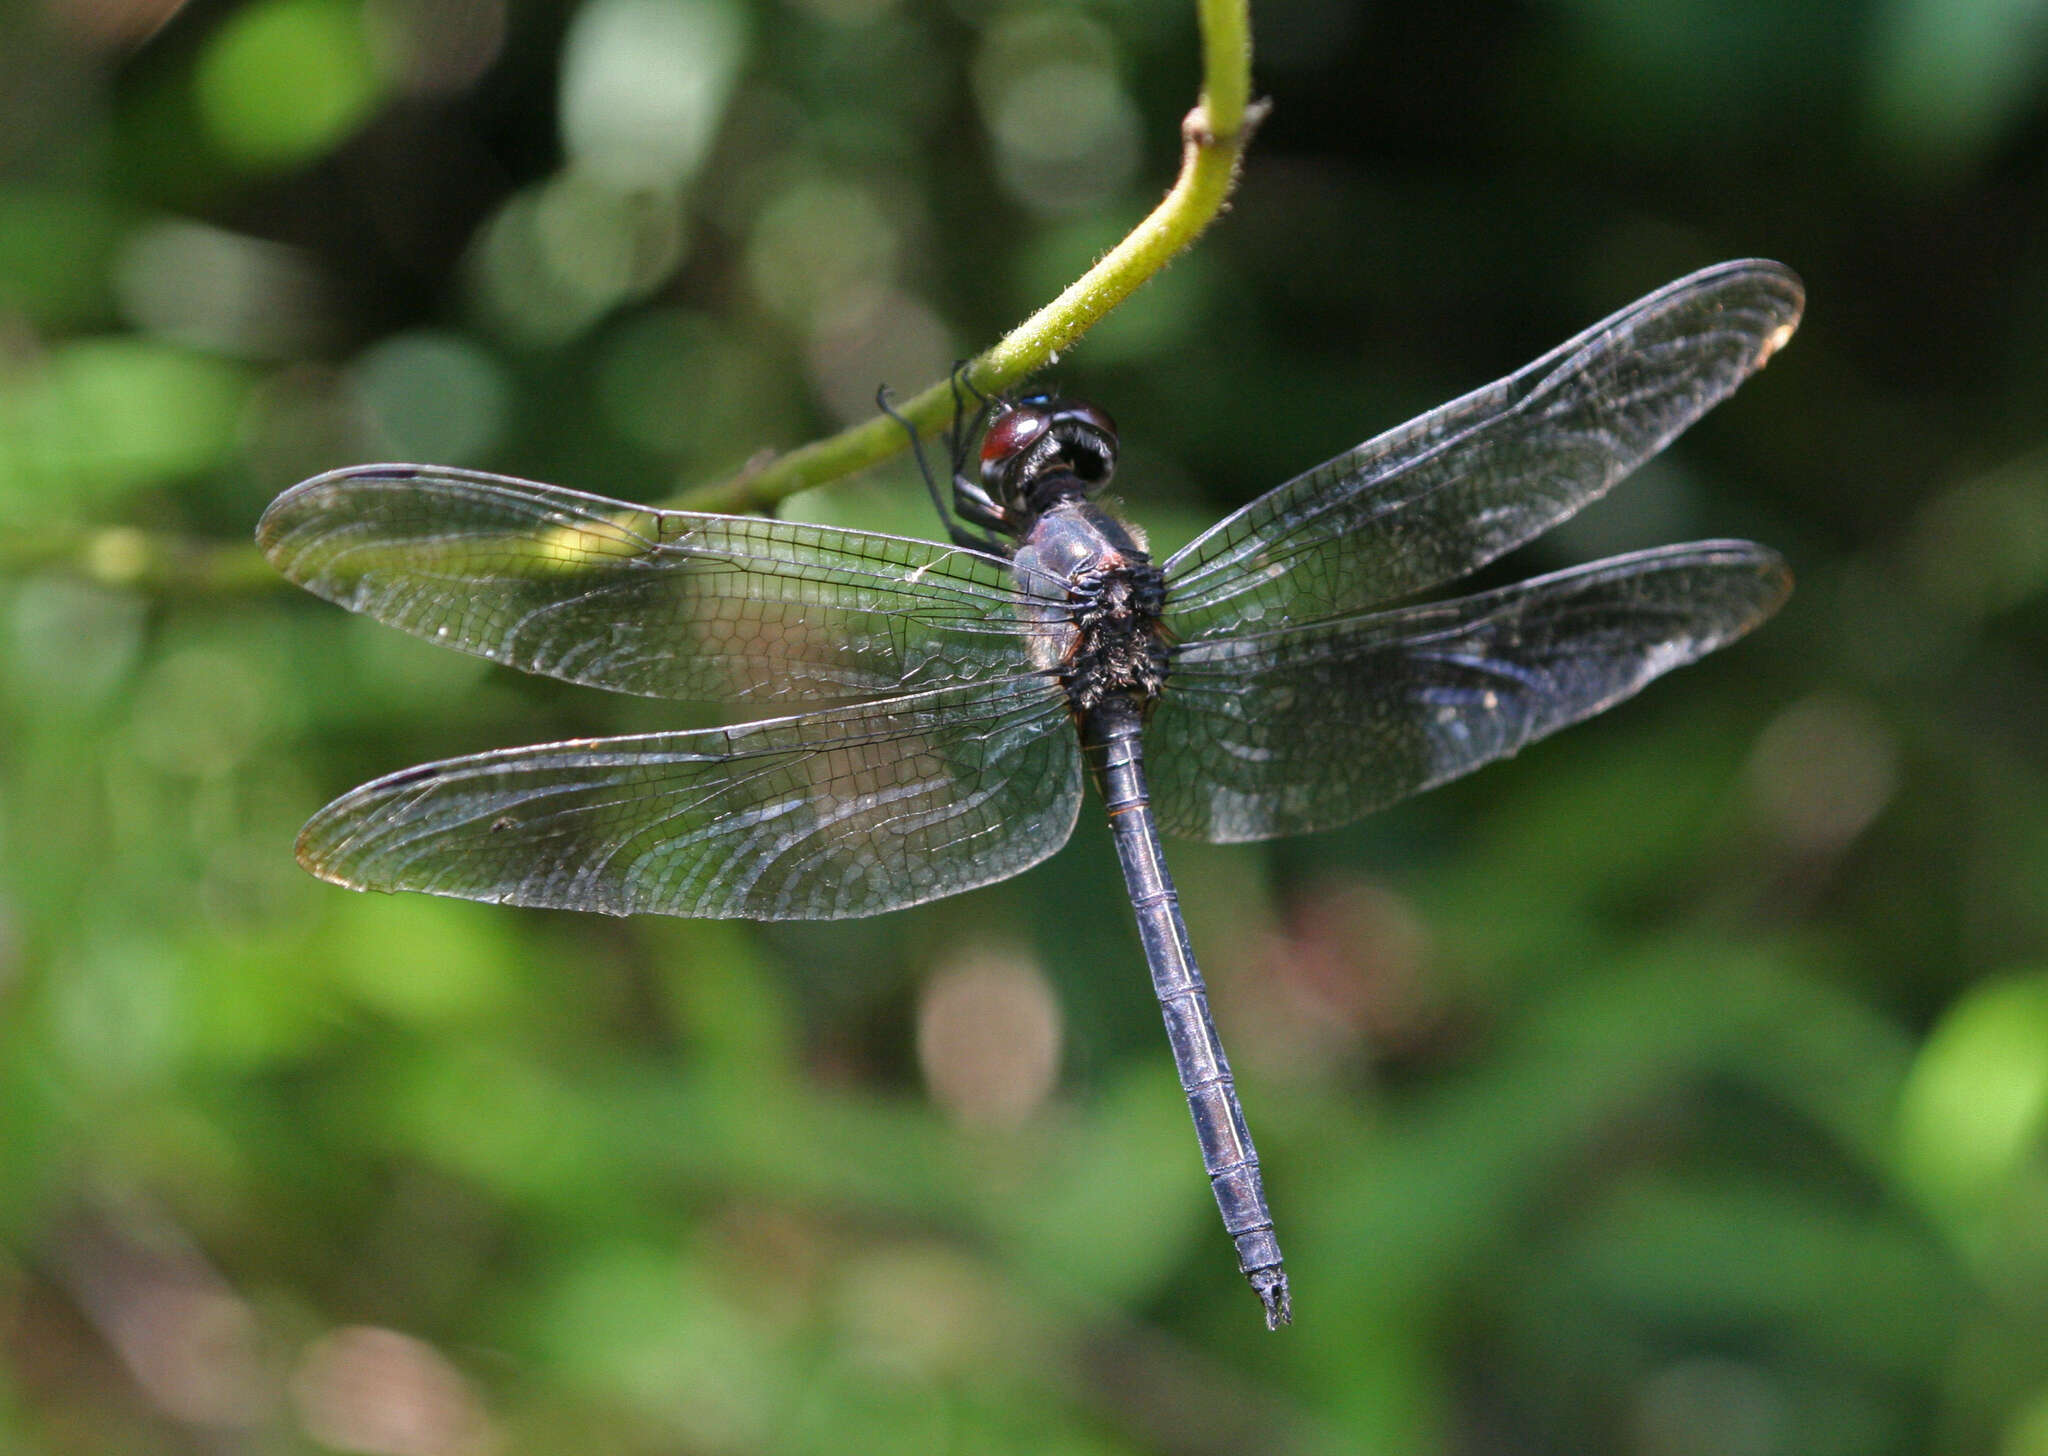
[3,0,2046,1451]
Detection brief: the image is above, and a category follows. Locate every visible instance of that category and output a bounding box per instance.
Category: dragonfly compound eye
[980,403,1053,491]
[1056,402,1118,486]
[981,398,1120,503]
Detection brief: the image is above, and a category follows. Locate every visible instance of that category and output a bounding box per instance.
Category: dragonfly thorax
[1012,500,1170,713]
[1063,560,1170,711]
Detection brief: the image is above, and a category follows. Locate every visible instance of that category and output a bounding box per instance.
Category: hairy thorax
[1011,498,1171,714]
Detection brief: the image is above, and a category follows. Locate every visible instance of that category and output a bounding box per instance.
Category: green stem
[3,0,1259,593]
[0,527,276,596]
[673,0,1261,515]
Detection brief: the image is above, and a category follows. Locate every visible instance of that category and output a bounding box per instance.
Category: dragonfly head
[977,396,1119,519]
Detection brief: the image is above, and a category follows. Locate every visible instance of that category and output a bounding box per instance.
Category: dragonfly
[259,258,1802,1328]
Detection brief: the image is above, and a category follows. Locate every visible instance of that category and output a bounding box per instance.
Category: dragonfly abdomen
[1084,696,1292,1327]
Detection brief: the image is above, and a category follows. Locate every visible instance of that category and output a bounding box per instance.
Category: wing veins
[1159,261,1804,638]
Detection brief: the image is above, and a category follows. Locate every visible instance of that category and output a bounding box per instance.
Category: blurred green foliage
[1,0,2046,1452]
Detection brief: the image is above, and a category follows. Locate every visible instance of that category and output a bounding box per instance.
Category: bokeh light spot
[292,1326,494,1456]
[806,285,953,426]
[54,1216,268,1429]
[116,218,332,359]
[1862,0,2048,177]
[916,942,1062,1130]
[0,339,248,505]
[365,0,507,96]
[1896,969,2048,1212]
[1906,448,2048,622]
[1744,693,1899,858]
[195,0,384,171]
[744,179,899,327]
[987,62,1142,212]
[351,331,509,463]
[470,173,687,347]
[973,11,1139,214]
[560,0,749,190]
[595,309,797,468]
[7,575,145,707]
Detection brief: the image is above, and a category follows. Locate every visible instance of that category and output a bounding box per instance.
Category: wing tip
[1712,257,1806,362]
[1757,545,1795,616]
[1649,538,1795,635]
[294,805,376,892]
[255,463,436,579]
[1709,538,1794,624]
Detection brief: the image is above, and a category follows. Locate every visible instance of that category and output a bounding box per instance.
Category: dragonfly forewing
[1160,259,1803,640]
[258,466,1050,704]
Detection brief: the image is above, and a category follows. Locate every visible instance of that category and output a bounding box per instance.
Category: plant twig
[4,0,1259,594]
[673,0,1262,515]
[0,525,277,596]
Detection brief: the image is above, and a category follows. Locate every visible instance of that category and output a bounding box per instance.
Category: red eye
[980,404,1051,469]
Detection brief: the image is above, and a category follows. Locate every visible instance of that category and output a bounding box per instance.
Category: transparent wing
[297,675,1082,919]
[1149,542,1791,843]
[258,465,1046,704]
[1161,260,1803,641]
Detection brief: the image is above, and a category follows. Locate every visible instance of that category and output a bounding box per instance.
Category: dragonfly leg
[876,384,1004,552]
